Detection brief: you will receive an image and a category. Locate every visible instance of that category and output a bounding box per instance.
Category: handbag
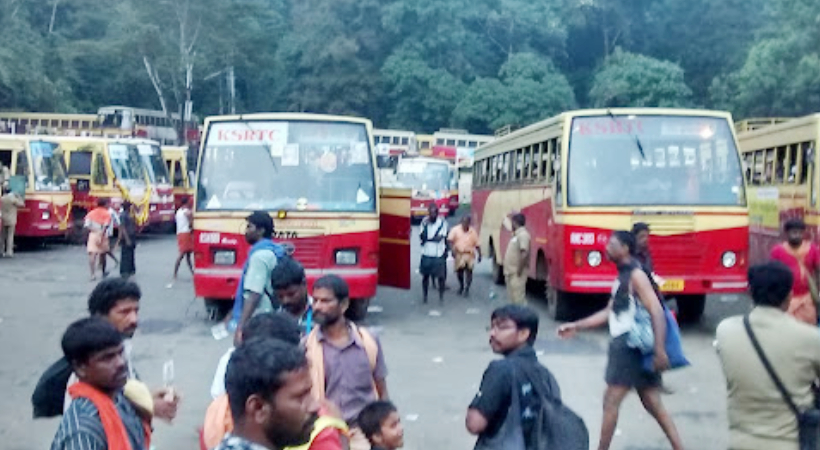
[642,305,691,372]
[627,299,654,353]
[744,314,820,450]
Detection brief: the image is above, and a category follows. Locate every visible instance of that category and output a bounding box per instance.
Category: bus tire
[68,208,87,245]
[675,294,706,323]
[346,298,370,322]
[547,287,574,322]
[205,298,232,322]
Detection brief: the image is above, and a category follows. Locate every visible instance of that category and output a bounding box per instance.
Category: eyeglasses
[486,323,517,332]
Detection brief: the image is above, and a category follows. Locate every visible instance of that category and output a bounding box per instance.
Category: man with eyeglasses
[466,305,563,449]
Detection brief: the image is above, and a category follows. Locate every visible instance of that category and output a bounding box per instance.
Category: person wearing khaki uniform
[1,187,24,257]
[503,213,531,305]
[716,261,820,450]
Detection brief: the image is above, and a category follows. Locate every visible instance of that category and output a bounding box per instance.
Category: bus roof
[736,113,820,151]
[477,108,734,157]
[398,156,453,167]
[203,113,373,128]
[0,112,98,120]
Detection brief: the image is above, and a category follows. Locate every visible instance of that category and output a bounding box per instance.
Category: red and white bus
[472,108,749,322]
[0,135,72,238]
[394,156,456,221]
[193,113,411,319]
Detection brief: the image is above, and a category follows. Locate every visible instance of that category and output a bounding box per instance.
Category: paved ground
[0,225,750,450]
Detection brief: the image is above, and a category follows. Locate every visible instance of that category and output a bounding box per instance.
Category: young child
[358,401,404,450]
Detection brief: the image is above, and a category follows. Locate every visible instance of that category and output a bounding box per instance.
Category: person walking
[51,317,151,450]
[306,275,389,450]
[85,198,112,281]
[716,261,820,450]
[770,218,820,325]
[503,213,531,305]
[557,231,683,450]
[448,215,481,297]
[117,201,137,280]
[214,338,321,450]
[466,305,570,449]
[0,185,24,257]
[419,203,448,304]
[170,196,194,286]
[103,202,121,269]
[231,211,284,344]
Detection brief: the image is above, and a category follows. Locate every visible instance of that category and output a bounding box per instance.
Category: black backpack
[517,361,589,450]
[31,357,73,418]
[475,359,589,450]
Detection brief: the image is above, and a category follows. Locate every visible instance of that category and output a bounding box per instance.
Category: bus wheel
[346,298,370,322]
[547,287,574,322]
[675,294,706,323]
[205,298,232,322]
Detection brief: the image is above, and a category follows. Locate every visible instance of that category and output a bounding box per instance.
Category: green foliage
[452,53,576,133]
[0,0,817,129]
[589,49,693,108]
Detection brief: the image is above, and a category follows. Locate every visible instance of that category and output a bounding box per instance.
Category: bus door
[378,187,411,289]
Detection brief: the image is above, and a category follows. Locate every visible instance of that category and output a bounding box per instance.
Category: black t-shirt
[469,346,561,447]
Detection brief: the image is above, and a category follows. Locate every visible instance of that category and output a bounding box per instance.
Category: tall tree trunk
[48,0,59,34]
[143,56,169,116]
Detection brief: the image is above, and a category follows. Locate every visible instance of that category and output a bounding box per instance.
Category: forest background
[2,0,817,133]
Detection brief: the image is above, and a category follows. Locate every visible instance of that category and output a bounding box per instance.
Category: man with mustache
[215,338,321,450]
[305,275,389,450]
[51,317,151,450]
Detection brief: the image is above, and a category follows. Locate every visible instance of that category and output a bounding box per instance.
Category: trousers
[505,273,527,305]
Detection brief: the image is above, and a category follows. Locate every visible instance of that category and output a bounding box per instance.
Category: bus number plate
[273,231,298,239]
[661,279,684,292]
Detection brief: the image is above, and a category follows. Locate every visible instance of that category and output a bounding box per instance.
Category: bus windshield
[396,160,451,193]
[197,120,376,212]
[137,144,171,184]
[30,141,70,192]
[108,144,145,183]
[568,115,746,207]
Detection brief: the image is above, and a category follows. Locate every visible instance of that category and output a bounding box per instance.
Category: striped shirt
[214,434,271,450]
[51,393,147,450]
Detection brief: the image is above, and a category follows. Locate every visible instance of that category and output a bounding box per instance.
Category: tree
[451,53,576,133]
[588,49,692,108]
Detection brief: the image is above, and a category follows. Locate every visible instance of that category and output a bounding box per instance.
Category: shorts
[454,252,475,270]
[605,335,662,388]
[419,255,446,278]
[177,232,194,253]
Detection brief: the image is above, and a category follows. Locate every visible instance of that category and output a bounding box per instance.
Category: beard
[265,412,318,448]
[314,311,342,326]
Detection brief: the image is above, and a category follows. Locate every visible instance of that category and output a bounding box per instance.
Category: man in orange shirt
[448,215,482,297]
[85,198,112,281]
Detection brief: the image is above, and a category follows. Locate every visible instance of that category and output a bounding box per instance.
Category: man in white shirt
[419,203,449,304]
[170,196,194,286]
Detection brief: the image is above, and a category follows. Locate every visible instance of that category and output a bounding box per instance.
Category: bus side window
[787,144,798,183]
[541,141,551,180]
[742,153,752,184]
[774,146,787,183]
[93,153,108,186]
[173,161,186,187]
[801,142,813,185]
[15,150,28,177]
[751,150,763,185]
[554,139,563,207]
[515,148,524,181]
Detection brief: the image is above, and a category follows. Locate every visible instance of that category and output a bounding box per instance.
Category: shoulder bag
[744,314,820,450]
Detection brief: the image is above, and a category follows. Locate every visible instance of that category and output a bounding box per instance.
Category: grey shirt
[51,393,146,450]
[317,324,388,422]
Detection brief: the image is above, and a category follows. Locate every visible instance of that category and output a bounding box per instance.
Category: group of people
[418,203,529,306]
[82,195,195,284]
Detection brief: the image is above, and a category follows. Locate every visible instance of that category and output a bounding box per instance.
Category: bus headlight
[335,249,358,266]
[41,211,51,220]
[588,251,602,267]
[722,251,737,268]
[213,250,236,266]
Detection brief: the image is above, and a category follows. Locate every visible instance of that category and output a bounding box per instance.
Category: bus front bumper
[194,267,379,301]
[564,273,747,295]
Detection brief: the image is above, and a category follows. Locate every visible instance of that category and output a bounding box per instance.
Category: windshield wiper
[241,121,278,174]
[607,109,646,160]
